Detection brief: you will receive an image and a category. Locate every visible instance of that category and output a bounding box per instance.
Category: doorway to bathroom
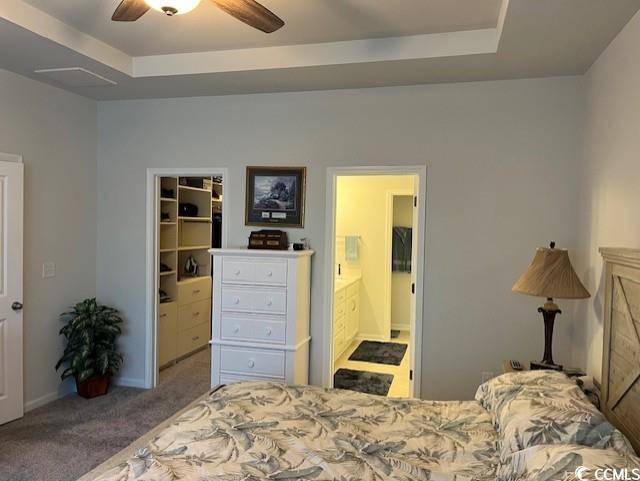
[324,166,426,398]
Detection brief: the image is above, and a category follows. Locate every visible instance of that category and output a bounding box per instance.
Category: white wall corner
[496,0,511,41]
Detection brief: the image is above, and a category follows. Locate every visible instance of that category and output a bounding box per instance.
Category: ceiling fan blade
[210,0,284,33]
[112,0,150,21]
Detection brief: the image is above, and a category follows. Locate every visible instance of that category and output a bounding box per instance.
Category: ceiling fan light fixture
[144,0,201,16]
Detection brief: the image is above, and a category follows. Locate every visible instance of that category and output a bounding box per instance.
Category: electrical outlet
[482,371,495,383]
[42,262,56,279]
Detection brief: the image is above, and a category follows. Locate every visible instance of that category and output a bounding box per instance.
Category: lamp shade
[512,246,590,299]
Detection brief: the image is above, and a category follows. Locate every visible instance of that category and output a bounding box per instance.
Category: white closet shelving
[157,176,222,368]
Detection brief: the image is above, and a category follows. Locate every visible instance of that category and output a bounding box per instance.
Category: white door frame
[145,167,229,389]
[323,165,426,397]
[386,189,414,333]
[0,152,24,424]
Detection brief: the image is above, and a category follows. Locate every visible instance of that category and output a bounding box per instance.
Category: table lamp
[512,241,590,370]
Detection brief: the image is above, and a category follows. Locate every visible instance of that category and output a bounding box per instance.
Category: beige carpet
[0,348,211,481]
[78,390,211,481]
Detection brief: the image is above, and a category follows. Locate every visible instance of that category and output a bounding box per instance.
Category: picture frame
[245,166,306,228]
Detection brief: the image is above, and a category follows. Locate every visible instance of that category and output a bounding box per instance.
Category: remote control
[510,360,523,371]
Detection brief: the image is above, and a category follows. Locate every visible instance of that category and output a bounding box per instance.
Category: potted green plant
[55,298,124,399]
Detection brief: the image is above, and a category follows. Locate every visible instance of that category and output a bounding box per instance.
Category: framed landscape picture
[245,166,306,227]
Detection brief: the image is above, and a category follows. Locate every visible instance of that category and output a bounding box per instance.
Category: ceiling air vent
[34,67,117,87]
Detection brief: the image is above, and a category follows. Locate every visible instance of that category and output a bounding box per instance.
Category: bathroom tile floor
[334,330,411,398]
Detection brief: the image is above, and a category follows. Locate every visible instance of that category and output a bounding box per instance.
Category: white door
[0,157,24,425]
[409,185,419,397]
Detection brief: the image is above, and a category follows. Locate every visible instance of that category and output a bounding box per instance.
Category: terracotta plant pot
[76,374,111,399]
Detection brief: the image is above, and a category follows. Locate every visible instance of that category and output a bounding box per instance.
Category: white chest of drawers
[209,248,314,387]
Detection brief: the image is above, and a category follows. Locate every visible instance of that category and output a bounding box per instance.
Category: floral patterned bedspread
[91,381,499,481]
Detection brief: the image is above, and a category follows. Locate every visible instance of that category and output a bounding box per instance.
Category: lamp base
[538,301,562,367]
[530,361,563,371]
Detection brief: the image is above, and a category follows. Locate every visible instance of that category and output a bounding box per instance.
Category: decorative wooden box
[248,230,288,250]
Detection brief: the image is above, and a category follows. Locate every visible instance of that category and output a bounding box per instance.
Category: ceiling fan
[111,0,284,33]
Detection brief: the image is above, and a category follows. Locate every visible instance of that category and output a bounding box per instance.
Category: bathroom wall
[391,195,414,331]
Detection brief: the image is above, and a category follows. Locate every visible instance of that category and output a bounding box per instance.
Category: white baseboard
[114,376,148,388]
[356,333,388,342]
[25,385,74,412]
[24,376,147,412]
[391,323,410,332]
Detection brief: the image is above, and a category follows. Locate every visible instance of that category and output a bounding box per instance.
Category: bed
[85,382,498,481]
[85,248,640,481]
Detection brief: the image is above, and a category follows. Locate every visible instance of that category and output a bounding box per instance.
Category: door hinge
[414,196,417,207]
[409,369,413,381]
[411,283,415,294]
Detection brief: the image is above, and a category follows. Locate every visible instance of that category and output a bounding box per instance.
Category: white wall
[0,69,97,409]
[576,10,640,381]
[392,195,414,331]
[97,76,584,399]
[335,175,414,340]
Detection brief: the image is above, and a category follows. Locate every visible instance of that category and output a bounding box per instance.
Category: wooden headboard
[600,247,640,453]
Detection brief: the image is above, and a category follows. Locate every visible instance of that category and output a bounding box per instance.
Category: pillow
[496,394,634,459]
[497,444,640,481]
[475,370,578,414]
[475,370,634,459]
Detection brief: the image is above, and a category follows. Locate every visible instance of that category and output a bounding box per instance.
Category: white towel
[345,236,359,262]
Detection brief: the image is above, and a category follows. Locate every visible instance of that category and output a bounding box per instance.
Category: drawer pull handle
[193,289,201,294]
[266,328,272,336]
[247,359,255,368]
[266,299,273,306]
[235,269,241,276]
[234,326,240,333]
[159,313,167,318]
[233,297,240,304]
[266,270,273,277]
[192,336,199,341]
[193,312,200,316]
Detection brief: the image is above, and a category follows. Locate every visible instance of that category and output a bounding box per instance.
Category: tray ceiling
[1,0,639,99]
[22,0,503,56]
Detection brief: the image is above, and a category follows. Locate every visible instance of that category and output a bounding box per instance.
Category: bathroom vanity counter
[333,276,361,362]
